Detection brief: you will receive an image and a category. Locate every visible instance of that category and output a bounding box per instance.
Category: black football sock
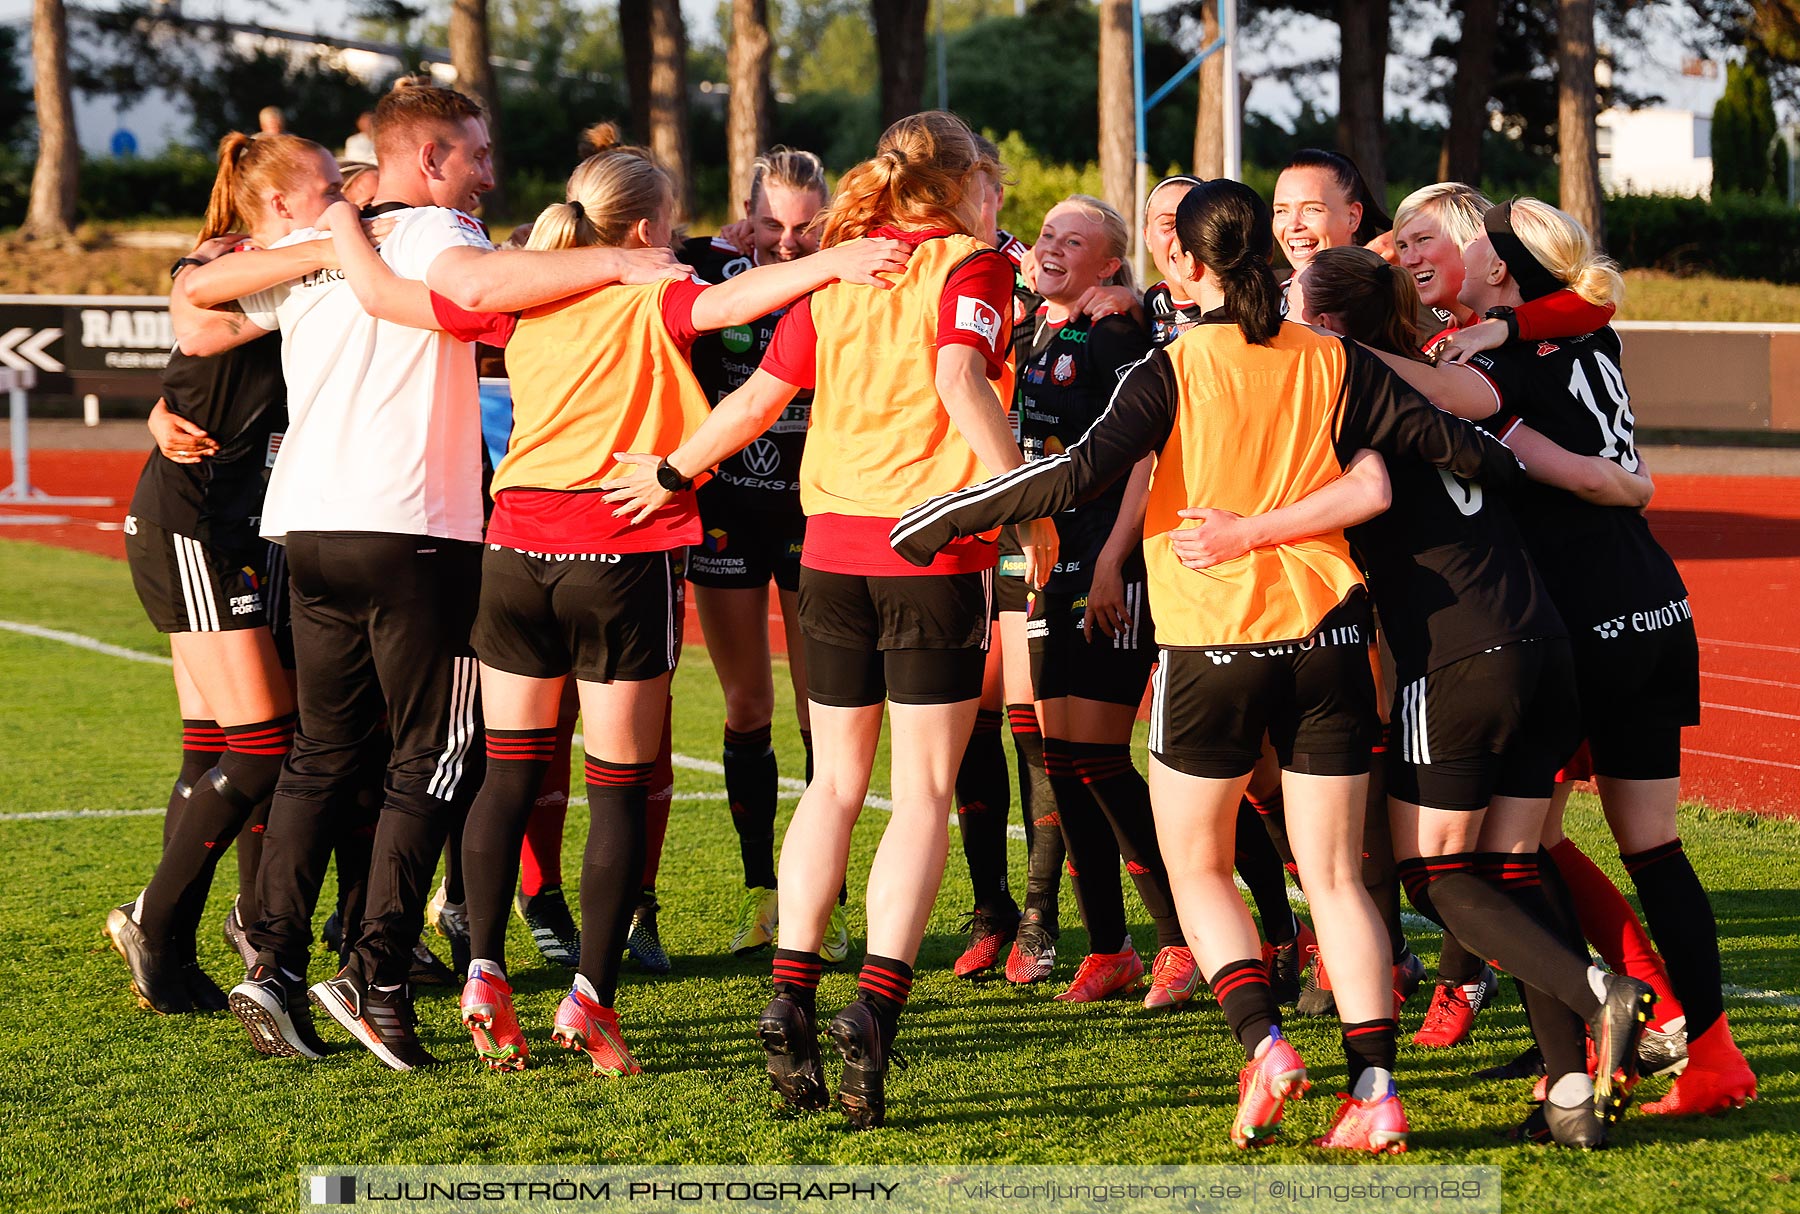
[1044,737,1128,952]
[461,728,557,968]
[1072,741,1182,949]
[955,709,1014,912]
[165,719,225,847]
[856,954,914,1039]
[772,948,823,1018]
[1342,1018,1398,1097]
[723,723,779,888]
[138,715,294,942]
[1236,795,1296,944]
[1624,839,1724,1039]
[1211,958,1279,1056]
[1011,705,1063,923]
[577,756,652,1004]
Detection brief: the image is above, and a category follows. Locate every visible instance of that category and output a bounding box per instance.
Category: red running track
[8,448,1798,818]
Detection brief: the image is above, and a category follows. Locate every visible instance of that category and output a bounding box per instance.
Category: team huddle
[103,80,1759,1152]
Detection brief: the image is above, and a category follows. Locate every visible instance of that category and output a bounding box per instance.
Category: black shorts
[1027,582,1155,707]
[1385,639,1582,811]
[798,565,991,707]
[1148,597,1379,779]
[262,540,295,669]
[992,528,1030,616]
[125,514,270,635]
[1573,603,1701,781]
[473,545,683,683]
[686,506,805,593]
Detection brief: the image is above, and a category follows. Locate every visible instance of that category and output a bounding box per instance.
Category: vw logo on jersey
[742,438,782,476]
[1052,353,1077,386]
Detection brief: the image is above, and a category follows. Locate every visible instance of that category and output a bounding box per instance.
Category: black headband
[1482,201,1561,302]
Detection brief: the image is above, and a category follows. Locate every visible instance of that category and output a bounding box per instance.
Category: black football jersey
[678,235,810,513]
[1145,282,1205,348]
[1466,328,1689,634]
[1349,440,1566,682]
[128,331,286,551]
[1012,310,1153,592]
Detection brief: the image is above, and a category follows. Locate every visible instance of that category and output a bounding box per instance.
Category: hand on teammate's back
[600,453,675,524]
[615,246,691,286]
[1170,507,1254,570]
[148,399,217,464]
[825,237,912,288]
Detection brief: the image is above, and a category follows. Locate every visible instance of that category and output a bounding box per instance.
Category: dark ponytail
[1173,179,1283,346]
[1283,148,1391,245]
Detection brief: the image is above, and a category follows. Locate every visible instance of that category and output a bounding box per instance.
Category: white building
[1598,107,1714,198]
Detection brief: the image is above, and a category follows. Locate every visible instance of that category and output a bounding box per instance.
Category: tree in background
[23,0,79,243]
[1438,0,1500,181]
[451,0,506,214]
[1191,0,1225,178]
[650,0,695,218]
[872,0,928,127]
[622,0,653,140]
[1098,0,1134,218]
[727,0,773,211]
[1712,56,1786,195]
[1335,0,1389,200]
[1557,0,1604,240]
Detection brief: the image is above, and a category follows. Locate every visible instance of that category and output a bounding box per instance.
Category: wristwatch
[169,257,206,279]
[1482,305,1519,342]
[655,457,695,493]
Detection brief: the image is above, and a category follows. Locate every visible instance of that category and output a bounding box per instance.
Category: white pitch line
[0,806,165,822]
[1724,983,1800,1008]
[0,619,171,666]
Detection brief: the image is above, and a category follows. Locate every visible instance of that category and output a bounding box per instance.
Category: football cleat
[1055,944,1145,1003]
[1637,1014,1689,1078]
[1232,1027,1310,1148]
[1589,974,1656,1121]
[1643,1016,1756,1116]
[1004,908,1058,984]
[1313,1082,1410,1154]
[407,942,457,987]
[309,969,438,1071]
[228,963,326,1059]
[625,892,672,975]
[1412,964,1500,1048]
[427,883,471,979]
[952,905,1021,979]
[729,886,780,956]
[105,903,194,1015]
[1265,919,1317,1005]
[1143,945,1201,1010]
[461,966,528,1072]
[1477,1044,1546,1081]
[1514,1077,1609,1149]
[1393,949,1428,1012]
[223,898,257,969]
[1296,949,1336,1017]
[552,987,642,1076]
[820,903,853,965]
[515,885,580,968]
[827,998,906,1130]
[758,993,829,1111]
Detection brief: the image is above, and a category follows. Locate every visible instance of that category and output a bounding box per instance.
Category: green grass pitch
[0,537,1796,1213]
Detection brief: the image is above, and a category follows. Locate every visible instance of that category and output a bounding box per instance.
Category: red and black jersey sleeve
[431,293,518,347]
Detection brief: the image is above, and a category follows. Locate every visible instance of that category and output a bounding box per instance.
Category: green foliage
[987,132,1105,237]
[0,27,32,152]
[1712,57,1784,197]
[0,150,217,229]
[1606,191,1800,282]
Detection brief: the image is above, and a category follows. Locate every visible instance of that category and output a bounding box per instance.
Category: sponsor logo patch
[954,296,1002,349]
[1052,353,1076,386]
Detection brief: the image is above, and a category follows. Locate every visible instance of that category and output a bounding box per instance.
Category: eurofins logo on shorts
[1592,597,1690,640]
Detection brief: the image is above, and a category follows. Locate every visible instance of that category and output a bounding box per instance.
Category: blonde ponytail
[530,134,672,251]
[1507,197,1626,309]
[817,111,988,248]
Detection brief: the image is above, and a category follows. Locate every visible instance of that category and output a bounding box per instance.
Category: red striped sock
[857,954,914,1031]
